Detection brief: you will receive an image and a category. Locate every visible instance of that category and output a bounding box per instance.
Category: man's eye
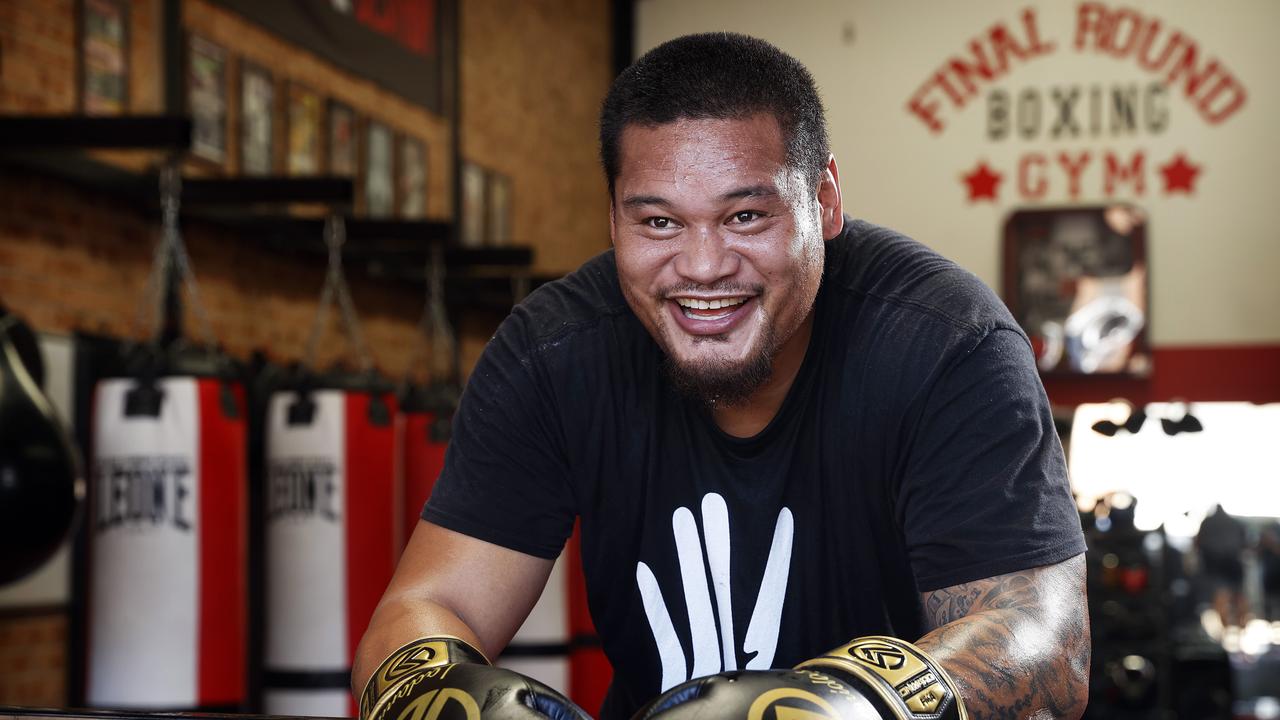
[730,211,763,224]
[645,217,675,229]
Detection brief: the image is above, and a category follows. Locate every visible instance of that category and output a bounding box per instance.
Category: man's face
[610,114,840,404]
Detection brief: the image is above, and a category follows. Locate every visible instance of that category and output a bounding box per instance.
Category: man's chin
[662,352,773,408]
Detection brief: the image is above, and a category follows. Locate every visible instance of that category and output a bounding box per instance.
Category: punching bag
[86,369,248,709]
[395,383,453,548]
[0,308,82,585]
[263,382,398,717]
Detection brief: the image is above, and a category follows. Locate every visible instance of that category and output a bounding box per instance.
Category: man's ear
[817,154,844,240]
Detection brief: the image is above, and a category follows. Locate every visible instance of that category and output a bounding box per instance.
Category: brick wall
[0,611,67,707]
[0,0,615,706]
[461,0,614,273]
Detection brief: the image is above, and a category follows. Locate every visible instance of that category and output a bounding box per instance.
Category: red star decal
[1159,153,1202,195]
[962,161,1002,202]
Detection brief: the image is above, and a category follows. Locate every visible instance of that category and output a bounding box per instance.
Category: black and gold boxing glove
[632,637,966,720]
[795,636,967,720]
[360,636,592,720]
[631,668,889,720]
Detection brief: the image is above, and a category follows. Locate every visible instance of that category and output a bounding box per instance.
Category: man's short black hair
[599,32,830,198]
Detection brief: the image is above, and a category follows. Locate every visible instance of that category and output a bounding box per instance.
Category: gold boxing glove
[359,636,592,720]
[795,636,968,720]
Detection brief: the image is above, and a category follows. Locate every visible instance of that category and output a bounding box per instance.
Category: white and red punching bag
[263,386,398,717]
[394,385,452,548]
[86,375,247,709]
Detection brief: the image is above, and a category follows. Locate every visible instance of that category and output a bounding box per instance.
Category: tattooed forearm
[916,555,1090,720]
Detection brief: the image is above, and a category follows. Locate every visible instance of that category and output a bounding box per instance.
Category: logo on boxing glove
[847,642,906,671]
[747,688,842,720]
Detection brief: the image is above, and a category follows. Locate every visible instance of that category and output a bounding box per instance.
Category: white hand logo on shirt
[635,492,794,691]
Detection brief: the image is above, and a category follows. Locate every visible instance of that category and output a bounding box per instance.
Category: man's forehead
[614,115,793,196]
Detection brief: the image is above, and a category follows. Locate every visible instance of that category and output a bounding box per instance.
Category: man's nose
[673,228,738,285]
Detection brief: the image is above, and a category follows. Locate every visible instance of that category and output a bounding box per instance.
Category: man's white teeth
[674,297,748,311]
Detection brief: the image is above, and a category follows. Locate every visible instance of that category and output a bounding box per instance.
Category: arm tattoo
[916,555,1090,720]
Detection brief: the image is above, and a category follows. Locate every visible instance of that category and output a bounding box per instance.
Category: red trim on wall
[196,379,247,705]
[1043,344,1280,407]
[343,392,398,717]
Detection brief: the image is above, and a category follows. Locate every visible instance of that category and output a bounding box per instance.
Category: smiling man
[354,33,1089,720]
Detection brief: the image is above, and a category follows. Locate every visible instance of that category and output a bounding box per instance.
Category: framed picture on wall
[364,120,394,218]
[486,172,512,246]
[79,0,129,115]
[187,35,227,164]
[459,161,486,248]
[285,82,322,176]
[1002,204,1151,377]
[240,62,275,176]
[327,101,357,177]
[398,136,427,219]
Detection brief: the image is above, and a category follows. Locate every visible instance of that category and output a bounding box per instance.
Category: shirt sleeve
[898,326,1086,591]
[422,312,576,559]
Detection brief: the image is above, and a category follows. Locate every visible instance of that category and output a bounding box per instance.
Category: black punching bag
[0,308,82,585]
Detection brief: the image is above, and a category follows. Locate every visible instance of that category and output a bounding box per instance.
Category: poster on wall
[204,0,451,112]
[364,121,394,218]
[459,162,486,248]
[286,83,322,176]
[187,35,227,164]
[80,0,129,115]
[398,136,427,219]
[486,172,512,246]
[327,102,357,177]
[1003,205,1150,376]
[240,63,275,176]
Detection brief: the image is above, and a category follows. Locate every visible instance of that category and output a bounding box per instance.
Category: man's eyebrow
[620,194,672,210]
[620,186,778,209]
[720,185,778,202]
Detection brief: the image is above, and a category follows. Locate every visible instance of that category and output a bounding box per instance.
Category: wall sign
[906,4,1248,205]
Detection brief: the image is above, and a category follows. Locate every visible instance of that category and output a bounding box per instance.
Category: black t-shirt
[424,218,1086,719]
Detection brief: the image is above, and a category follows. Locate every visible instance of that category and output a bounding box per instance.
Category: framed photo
[1002,204,1151,377]
[327,101,357,177]
[363,120,394,218]
[459,161,487,248]
[239,62,275,175]
[398,136,427,219]
[285,83,322,176]
[80,0,129,115]
[187,35,227,164]
[486,172,512,246]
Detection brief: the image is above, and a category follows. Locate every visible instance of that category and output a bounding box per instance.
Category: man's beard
[661,322,781,408]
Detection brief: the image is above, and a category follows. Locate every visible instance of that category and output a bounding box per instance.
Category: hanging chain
[303,215,374,373]
[134,161,217,348]
[427,243,457,381]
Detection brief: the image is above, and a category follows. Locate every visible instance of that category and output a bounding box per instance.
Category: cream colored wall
[635,0,1280,346]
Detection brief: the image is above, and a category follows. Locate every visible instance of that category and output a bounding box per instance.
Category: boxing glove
[795,636,967,720]
[631,668,885,720]
[633,637,966,720]
[360,636,593,720]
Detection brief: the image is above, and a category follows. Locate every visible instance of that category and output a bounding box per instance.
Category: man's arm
[351,519,555,696]
[915,554,1090,720]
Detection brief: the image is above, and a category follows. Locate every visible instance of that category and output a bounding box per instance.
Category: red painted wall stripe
[197,379,247,705]
[1042,344,1280,407]
[344,392,398,716]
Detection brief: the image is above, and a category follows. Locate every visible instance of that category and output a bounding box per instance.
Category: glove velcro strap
[795,636,968,720]
[359,636,490,719]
